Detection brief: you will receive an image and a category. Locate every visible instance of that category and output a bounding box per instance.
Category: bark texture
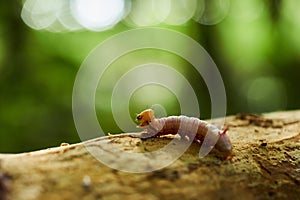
[0,110,300,200]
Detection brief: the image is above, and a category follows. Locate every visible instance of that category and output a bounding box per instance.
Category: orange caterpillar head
[136,109,155,127]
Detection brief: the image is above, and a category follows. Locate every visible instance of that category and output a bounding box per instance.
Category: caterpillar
[136,109,233,159]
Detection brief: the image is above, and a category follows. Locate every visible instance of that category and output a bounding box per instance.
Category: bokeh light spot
[228,0,265,22]
[56,0,83,32]
[124,0,171,27]
[195,0,230,25]
[164,0,197,25]
[21,0,61,30]
[247,77,287,112]
[71,0,127,31]
[282,0,300,24]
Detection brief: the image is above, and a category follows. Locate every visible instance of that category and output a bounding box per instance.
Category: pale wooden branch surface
[0,110,300,200]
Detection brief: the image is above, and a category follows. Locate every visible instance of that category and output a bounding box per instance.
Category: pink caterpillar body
[136,109,233,159]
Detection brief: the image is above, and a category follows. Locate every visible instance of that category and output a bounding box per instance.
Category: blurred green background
[0,1,299,153]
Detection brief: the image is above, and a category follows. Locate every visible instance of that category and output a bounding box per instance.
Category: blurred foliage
[0,1,300,152]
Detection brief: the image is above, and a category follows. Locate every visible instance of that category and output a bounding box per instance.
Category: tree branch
[0,110,300,200]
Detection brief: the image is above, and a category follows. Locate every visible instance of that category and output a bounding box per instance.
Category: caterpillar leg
[130,130,150,139]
